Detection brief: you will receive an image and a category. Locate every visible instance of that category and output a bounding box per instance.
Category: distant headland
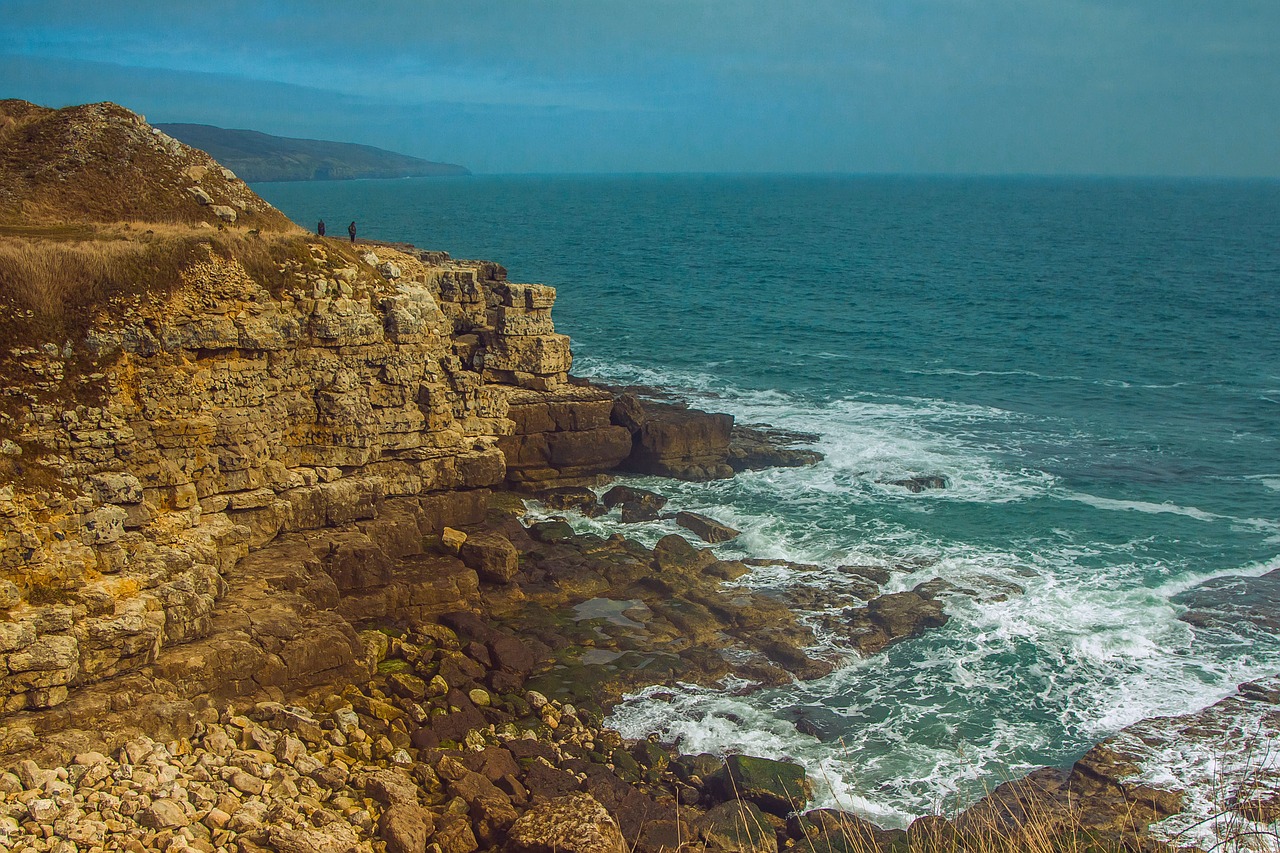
[156,122,471,183]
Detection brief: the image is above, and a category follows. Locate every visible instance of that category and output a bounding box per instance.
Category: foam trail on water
[1063,492,1223,521]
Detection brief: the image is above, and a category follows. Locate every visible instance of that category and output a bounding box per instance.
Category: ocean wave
[902,367,1191,391]
[604,524,1280,828]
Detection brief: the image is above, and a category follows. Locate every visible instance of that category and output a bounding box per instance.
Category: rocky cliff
[0,102,642,761]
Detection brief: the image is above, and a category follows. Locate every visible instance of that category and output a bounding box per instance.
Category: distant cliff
[156,123,471,183]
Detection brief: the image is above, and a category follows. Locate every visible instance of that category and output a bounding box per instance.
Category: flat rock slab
[676,511,740,543]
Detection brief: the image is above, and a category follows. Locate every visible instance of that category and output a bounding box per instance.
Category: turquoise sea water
[257,175,1280,828]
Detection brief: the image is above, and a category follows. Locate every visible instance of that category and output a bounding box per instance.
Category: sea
[256,174,1280,842]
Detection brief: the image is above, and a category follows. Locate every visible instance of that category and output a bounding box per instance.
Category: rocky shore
[0,100,1272,852]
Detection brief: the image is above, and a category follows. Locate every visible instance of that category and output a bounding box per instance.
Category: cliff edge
[0,102,631,759]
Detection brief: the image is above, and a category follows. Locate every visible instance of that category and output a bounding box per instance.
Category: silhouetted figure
[348,221,357,243]
[317,220,325,237]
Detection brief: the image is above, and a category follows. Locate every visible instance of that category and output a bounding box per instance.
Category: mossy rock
[610,747,643,783]
[631,740,670,772]
[529,520,575,543]
[719,754,813,816]
[377,658,412,674]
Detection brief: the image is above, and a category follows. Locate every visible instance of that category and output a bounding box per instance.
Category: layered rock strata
[0,229,615,738]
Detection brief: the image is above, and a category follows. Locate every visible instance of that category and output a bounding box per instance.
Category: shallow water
[257,174,1280,825]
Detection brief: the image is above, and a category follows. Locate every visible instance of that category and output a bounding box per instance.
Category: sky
[2,0,1278,177]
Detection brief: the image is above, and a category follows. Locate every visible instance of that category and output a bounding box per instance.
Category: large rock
[727,424,823,472]
[500,386,633,490]
[379,804,434,853]
[718,754,813,816]
[676,511,741,543]
[601,485,667,522]
[845,584,950,655]
[694,800,777,853]
[612,394,734,481]
[506,792,627,853]
[459,532,519,584]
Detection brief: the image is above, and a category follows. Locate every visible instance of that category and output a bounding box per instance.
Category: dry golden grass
[0,224,315,341]
[0,99,296,231]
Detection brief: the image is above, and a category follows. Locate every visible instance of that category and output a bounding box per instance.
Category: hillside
[0,100,294,230]
[157,123,471,182]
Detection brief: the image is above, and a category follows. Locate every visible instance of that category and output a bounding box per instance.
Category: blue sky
[2,0,1278,176]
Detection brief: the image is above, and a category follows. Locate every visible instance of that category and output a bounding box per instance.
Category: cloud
[2,0,1278,175]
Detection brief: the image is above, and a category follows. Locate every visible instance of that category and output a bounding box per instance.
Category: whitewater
[257,173,1280,830]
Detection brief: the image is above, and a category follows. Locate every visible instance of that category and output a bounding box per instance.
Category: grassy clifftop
[0,100,296,230]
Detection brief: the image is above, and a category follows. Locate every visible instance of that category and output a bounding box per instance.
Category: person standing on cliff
[348,221,357,243]
[317,219,325,237]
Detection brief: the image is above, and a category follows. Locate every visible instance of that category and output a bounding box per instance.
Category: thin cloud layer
[2,0,1277,175]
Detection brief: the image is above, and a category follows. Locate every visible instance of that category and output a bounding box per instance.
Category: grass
[0,224,320,348]
[0,99,296,231]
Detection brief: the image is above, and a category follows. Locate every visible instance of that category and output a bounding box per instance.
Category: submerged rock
[880,475,948,492]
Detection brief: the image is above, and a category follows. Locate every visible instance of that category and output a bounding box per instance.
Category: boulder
[694,800,777,853]
[652,534,716,574]
[718,754,813,816]
[536,487,605,517]
[843,583,950,655]
[528,520,575,544]
[601,485,667,522]
[676,511,741,543]
[378,804,434,853]
[506,792,627,853]
[459,532,519,584]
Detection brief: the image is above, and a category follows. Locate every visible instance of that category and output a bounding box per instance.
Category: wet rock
[506,792,627,853]
[529,520,576,543]
[728,424,823,472]
[844,585,949,655]
[676,511,741,543]
[488,635,536,675]
[652,533,715,573]
[612,395,735,481]
[881,475,948,492]
[600,485,668,523]
[537,487,606,517]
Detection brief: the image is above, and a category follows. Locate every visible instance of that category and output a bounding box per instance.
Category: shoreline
[2,101,1276,851]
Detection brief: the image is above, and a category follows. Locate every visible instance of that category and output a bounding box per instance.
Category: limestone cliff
[0,102,629,759]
